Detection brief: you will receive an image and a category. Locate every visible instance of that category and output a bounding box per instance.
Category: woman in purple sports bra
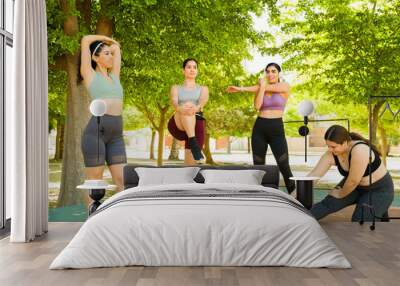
[226,63,295,194]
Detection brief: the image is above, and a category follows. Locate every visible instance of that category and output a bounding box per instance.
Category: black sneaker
[188,137,204,161]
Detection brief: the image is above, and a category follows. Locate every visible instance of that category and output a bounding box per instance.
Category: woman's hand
[110,43,120,53]
[107,38,120,48]
[178,102,197,116]
[329,187,345,199]
[226,86,242,93]
[259,77,267,88]
[82,35,120,47]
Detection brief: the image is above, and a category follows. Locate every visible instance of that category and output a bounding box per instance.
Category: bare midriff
[358,163,387,186]
[103,98,123,115]
[258,109,284,119]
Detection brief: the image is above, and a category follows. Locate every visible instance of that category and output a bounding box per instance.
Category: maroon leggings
[167,116,206,149]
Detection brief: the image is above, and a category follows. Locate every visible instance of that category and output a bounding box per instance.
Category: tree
[168,138,180,161]
[265,0,400,145]
[47,0,119,206]
[47,0,276,205]
[48,69,67,161]
[117,0,272,165]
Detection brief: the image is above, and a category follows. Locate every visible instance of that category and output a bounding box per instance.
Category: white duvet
[50,183,351,269]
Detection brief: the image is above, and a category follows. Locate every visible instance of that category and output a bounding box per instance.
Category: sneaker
[188,137,204,161]
[196,154,205,164]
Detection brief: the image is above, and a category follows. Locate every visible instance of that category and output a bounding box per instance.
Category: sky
[242,10,297,83]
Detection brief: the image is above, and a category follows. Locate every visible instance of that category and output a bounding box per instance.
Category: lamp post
[89,99,107,162]
[297,100,314,162]
[77,100,110,215]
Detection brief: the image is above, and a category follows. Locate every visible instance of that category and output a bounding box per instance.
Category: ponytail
[349,132,381,156]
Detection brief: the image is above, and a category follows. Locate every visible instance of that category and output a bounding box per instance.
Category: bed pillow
[200,169,266,185]
[135,167,200,186]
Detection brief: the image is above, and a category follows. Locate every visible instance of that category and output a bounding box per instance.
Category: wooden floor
[1,221,399,286]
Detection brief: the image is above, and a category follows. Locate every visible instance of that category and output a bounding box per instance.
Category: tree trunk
[54,116,65,161]
[149,129,156,160]
[95,0,115,36]
[371,101,385,145]
[168,137,179,160]
[156,107,168,166]
[58,54,90,206]
[378,124,389,167]
[204,132,215,165]
[247,136,251,153]
[57,1,90,206]
[227,136,231,154]
[57,0,116,206]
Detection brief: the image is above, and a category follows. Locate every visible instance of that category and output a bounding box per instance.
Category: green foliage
[262,0,400,146]
[48,69,67,132]
[47,0,83,63]
[114,0,272,134]
[267,0,400,102]
[122,106,149,131]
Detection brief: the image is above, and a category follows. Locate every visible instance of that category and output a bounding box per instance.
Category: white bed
[50,183,351,269]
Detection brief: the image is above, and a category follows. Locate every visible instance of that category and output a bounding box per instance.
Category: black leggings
[311,172,394,222]
[251,117,295,193]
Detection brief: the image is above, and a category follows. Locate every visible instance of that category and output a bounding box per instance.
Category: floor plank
[0,222,399,286]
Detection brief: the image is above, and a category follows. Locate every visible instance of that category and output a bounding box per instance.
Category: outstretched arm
[226,85,259,93]
[307,151,334,178]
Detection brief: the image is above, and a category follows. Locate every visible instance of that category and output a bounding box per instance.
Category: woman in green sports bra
[80,35,127,193]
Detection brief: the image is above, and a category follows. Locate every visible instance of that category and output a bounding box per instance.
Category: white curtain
[8,0,48,242]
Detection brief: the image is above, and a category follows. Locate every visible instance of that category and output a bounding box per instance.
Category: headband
[92,42,103,56]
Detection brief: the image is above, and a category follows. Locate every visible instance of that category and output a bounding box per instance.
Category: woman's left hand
[226,86,241,93]
[182,102,197,115]
[329,187,345,199]
[259,77,267,88]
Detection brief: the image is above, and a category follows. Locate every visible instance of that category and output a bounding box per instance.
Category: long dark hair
[77,40,106,83]
[324,125,381,155]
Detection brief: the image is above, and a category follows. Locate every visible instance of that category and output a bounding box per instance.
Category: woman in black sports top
[307,125,394,222]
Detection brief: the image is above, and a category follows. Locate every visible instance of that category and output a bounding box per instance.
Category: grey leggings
[311,172,394,222]
[81,115,127,167]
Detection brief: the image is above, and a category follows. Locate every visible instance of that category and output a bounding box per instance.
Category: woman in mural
[226,63,295,194]
[168,58,209,165]
[80,35,126,192]
[307,125,394,221]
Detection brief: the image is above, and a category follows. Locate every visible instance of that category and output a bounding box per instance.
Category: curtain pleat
[10,0,48,243]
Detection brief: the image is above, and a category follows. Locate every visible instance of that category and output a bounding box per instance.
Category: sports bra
[88,72,123,100]
[333,141,381,177]
[260,93,287,111]
[177,85,202,105]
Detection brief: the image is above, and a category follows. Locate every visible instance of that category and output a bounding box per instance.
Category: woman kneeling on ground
[307,125,394,221]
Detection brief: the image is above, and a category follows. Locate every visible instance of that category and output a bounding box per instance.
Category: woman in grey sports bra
[168,58,209,165]
[80,35,127,192]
